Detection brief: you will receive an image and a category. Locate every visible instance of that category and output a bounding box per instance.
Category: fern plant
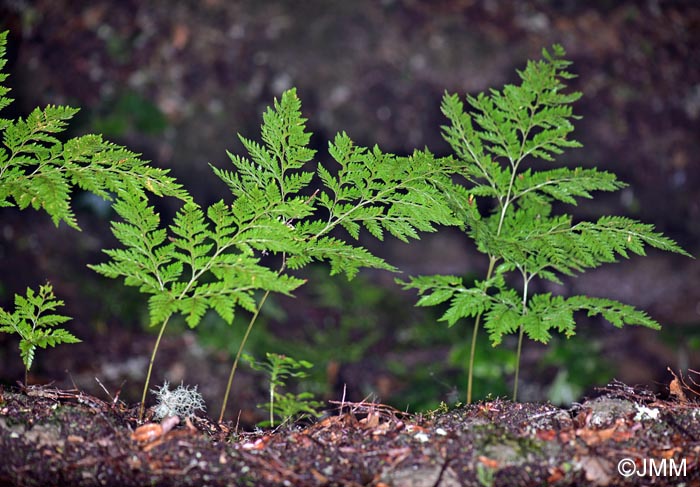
[400,45,690,403]
[0,30,185,382]
[0,284,78,385]
[244,353,322,427]
[90,88,459,421]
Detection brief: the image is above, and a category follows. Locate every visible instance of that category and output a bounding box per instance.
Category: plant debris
[1,380,699,486]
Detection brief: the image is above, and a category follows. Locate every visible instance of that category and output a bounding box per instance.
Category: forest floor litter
[2,379,699,486]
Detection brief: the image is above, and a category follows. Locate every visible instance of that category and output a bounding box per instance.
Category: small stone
[414,432,429,443]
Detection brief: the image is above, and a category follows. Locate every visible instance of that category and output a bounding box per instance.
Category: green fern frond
[244,352,321,427]
[0,283,78,375]
[92,188,306,328]
[315,136,459,249]
[574,216,691,258]
[211,102,458,281]
[0,31,186,230]
[442,289,494,327]
[397,274,463,306]
[291,236,394,279]
[400,44,690,403]
[0,32,11,117]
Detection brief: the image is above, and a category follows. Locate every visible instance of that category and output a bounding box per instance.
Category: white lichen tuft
[151,381,206,420]
[634,404,660,421]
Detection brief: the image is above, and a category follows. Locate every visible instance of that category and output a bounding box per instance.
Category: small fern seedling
[400,45,691,403]
[244,353,322,427]
[0,283,78,385]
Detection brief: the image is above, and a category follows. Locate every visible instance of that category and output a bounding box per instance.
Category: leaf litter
[2,377,700,486]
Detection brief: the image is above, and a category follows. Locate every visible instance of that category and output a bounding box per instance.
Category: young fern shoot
[90,188,307,420]
[401,45,690,403]
[215,91,459,420]
[0,284,78,385]
[92,88,458,421]
[244,353,321,427]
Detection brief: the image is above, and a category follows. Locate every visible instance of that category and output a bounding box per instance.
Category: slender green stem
[467,255,497,404]
[269,381,275,427]
[513,323,525,402]
[468,155,519,404]
[218,289,271,423]
[513,274,529,402]
[139,315,171,421]
[466,315,480,404]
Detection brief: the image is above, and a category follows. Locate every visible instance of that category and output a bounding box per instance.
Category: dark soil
[2,381,699,487]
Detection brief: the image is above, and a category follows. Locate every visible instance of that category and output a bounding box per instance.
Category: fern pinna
[0,33,186,228]
[400,45,690,403]
[91,88,458,420]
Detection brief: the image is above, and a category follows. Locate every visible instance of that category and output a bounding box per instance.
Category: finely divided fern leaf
[0,32,187,230]
[0,284,78,375]
[88,86,462,418]
[0,32,12,118]
[93,87,459,335]
[91,189,306,328]
[400,44,691,402]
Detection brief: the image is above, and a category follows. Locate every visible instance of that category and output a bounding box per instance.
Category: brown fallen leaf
[579,455,612,486]
[478,455,499,469]
[653,447,682,459]
[668,368,688,403]
[360,411,380,428]
[536,429,557,441]
[172,24,190,50]
[310,468,328,483]
[576,420,633,446]
[131,415,180,444]
[131,423,162,444]
[241,435,271,450]
[547,466,566,483]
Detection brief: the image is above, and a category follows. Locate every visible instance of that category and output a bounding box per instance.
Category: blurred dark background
[0,0,698,422]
